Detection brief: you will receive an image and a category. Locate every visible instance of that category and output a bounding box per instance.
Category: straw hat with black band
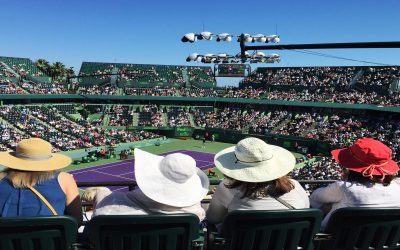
[214,137,296,183]
[0,138,72,171]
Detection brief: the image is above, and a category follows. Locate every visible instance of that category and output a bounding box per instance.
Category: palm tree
[50,62,67,80]
[35,59,50,75]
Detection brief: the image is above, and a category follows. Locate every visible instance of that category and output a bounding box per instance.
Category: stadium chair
[314,207,400,250]
[0,216,78,250]
[88,214,203,250]
[207,209,322,250]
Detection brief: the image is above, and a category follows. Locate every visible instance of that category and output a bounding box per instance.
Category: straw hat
[0,138,72,171]
[331,138,399,178]
[214,137,296,182]
[134,149,209,207]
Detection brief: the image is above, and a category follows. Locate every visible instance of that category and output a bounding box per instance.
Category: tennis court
[70,150,216,191]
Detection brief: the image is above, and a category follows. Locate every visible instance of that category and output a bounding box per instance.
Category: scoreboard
[216,64,248,77]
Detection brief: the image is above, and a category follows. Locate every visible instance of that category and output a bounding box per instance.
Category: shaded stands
[125,87,178,96]
[241,66,400,95]
[78,62,215,88]
[167,107,191,127]
[186,66,215,88]
[109,105,132,126]
[78,62,115,85]
[119,64,185,87]
[181,88,219,97]
[241,66,358,89]
[355,66,400,94]
[53,104,76,115]
[0,56,51,83]
[138,112,153,126]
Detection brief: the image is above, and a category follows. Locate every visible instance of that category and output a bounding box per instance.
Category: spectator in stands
[206,137,309,226]
[0,138,82,224]
[87,149,209,220]
[310,138,400,230]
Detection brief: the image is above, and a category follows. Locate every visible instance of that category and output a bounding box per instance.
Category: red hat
[331,138,399,179]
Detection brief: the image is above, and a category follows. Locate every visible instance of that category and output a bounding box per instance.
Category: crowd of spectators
[356,67,400,86]
[108,105,132,126]
[167,107,191,127]
[0,80,26,94]
[138,105,165,127]
[21,82,69,94]
[0,63,16,78]
[79,85,117,95]
[119,65,185,85]
[125,87,177,96]
[242,67,358,87]
[0,105,160,152]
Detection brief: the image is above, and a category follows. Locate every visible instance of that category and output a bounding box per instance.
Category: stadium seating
[314,207,400,250]
[87,214,203,250]
[0,216,78,250]
[79,62,216,88]
[207,209,323,250]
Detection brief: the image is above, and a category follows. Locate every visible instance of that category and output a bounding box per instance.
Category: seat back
[216,209,322,250]
[319,207,400,250]
[88,214,200,250]
[0,216,78,250]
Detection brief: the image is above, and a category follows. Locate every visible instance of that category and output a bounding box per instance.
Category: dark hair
[224,175,294,199]
[342,169,395,186]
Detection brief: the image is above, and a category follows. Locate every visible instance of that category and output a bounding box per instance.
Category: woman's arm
[206,181,233,224]
[309,182,344,209]
[58,172,83,225]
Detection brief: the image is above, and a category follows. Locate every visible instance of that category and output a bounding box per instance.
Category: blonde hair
[2,169,57,188]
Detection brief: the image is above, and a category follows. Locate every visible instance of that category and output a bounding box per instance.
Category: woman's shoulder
[58,172,76,184]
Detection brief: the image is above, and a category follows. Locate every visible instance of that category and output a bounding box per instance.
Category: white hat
[134,149,210,207]
[214,137,295,182]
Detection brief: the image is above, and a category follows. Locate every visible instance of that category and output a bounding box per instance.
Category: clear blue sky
[1,0,399,86]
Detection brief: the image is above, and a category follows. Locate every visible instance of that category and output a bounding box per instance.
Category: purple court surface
[70,150,215,192]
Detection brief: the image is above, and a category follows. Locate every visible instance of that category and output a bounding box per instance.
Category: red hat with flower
[331,138,399,179]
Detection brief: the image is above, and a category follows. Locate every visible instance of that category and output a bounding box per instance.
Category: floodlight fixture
[216,33,232,42]
[200,31,213,40]
[181,33,197,43]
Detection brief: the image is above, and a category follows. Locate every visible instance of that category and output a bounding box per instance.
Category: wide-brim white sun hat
[214,137,295,182]
[0,138,72,171]
[134,149,210,207]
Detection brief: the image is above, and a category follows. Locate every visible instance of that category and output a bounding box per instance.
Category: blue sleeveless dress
[0,172,66,217]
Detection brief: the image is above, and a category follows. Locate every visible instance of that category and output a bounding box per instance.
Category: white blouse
[206,178,310,224]
[310,178,400,230]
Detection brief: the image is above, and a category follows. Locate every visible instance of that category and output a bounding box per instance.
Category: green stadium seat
[0,216,78,250]
[87,214,203,250]
[314,207,400,250]
[207,209,322,250]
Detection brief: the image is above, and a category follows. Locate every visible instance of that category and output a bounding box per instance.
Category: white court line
[91,170,133,181]
[71,161,133,174]
[72,150,214,181]
[196,159,214,164]
[200,163,215,169]
[119,171,135,177]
